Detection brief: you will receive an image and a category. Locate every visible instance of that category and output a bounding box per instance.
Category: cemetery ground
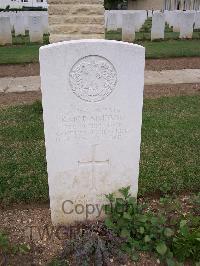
[0,39,200,65]
[0,94,200,265]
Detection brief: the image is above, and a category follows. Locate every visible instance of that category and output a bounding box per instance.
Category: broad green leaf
[151,217,158,225]
[138,215,147,223]
[120,228,130,238]
[139,227,145,234]
[18,243,30,254]
[105,218,115,229]
[156,242,167,256]
[180,220,187,228]
[166,258,176,266]
[144,235,151,243]
[128,197,137,205]
[123,212,132,220]
[164,228,174,237]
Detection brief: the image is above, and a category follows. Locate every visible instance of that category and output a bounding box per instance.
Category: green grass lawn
[0,44,40,64]
[0,38,200,64]
[0,95,200,204]
[0,33,49,64]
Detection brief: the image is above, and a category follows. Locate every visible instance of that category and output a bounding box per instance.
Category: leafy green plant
[0,232,9,252]
[104,187,175,263]
[0,231,30,265]
[172,220,200,263]
[104,187,200,265]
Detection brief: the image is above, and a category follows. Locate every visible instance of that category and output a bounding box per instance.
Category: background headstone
[194,11,200,29]
[106,12,118,31]
[151,12,165,40]
[40,40,145,225]
[41,13,49,34]
[122,13,135,42]
[0,16,12,45]
[29,15,43,43]
[172,11,182,32]
[180,12,195,38]
[15,14,25,36]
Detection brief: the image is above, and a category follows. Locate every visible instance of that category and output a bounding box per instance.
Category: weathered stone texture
[49,0,105,43]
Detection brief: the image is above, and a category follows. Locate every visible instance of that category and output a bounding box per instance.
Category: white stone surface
[15,14,25,36]
[0,16,12,45]
[172,11,182,32]
[106,12,118,31]
[122,13,136,42]
[41,13,49,34]
[180,12,195,39]
[151,12,165,40]
[194,11,200,29]
[105,10,147,31]
[40,39,145,225]
[29,15,43,43]
[148,10,153,18]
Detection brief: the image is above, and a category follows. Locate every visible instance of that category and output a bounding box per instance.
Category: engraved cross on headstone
[78,145,109,190]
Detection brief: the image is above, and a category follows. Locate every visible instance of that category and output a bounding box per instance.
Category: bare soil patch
[0,84,200,107]
[0,205,157,265]
[0,57,199,78]
[145,57,200,71]
[0,91,41,106]
[0,63,39,78]
[0,195,195,265]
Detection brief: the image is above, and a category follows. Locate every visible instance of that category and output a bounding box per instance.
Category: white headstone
[148,10,153,18]
[180,12,195,39]
[29,15,43,43]
[15,14,25,36]
[151,12,165,40]
[172,11,182,32]
[106,12,118,31]
[41,13,49,34]
[40,40,145,225]
[194,11,200,29]
[0,16,12,45]
[23,12,30,31]
[122,14,135,42]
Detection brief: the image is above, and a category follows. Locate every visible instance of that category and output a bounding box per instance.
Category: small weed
[0,231,30,264]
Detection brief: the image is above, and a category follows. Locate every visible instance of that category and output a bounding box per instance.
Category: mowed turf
[0,96,200,204]
[0,36,200,64]
[0,44,40,64]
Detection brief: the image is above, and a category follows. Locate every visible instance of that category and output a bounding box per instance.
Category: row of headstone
[0,11,48,35]
[165,10,200,38]
[106,10,200,42]
[0,12,48,44]
[105,10,147,32]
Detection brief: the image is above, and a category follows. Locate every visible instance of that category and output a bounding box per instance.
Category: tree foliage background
[104,0,128,10]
